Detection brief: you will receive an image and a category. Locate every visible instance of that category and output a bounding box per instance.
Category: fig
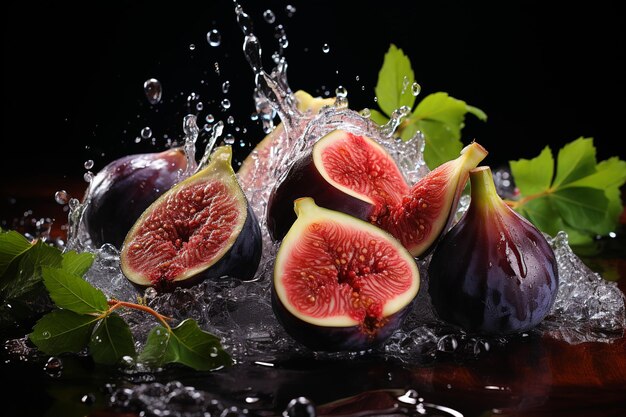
[83,148,188,248]
[238,90,335,190]
[267,129,488,257]
[120,146,261,289]
[428,166,559,334]
[273,197,420,351]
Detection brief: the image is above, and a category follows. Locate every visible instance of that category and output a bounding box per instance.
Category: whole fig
[428,166,559,334]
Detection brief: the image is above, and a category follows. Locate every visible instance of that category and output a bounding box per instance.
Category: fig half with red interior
[273,197,420,351]
[83,148,188,248]
[267,129,488,257]
[428,166,559,334]
[120,146,261,290]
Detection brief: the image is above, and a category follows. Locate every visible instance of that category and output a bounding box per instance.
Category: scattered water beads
[143,78,162,105]
[285,4,297,17]
[207,29,221,47]
[222,80,231,94]
[84,159,94,170]
[221,98,231,110]
[141,126,152,139]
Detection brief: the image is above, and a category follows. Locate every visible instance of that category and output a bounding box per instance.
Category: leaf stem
[505,189,552,209]
[107,299,172,331]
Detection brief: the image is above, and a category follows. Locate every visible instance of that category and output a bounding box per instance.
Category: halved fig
[120,146,261,289]
[273,198,420,351]
[83,148,188,248]
[238,90,335,190]
[267,129,488,257]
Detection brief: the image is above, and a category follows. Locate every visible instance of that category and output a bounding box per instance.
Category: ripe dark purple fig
[120,146,261,290]
[273,198,420,351]
[428,166,559,335]
[267,129,488,257]
[83,148,188,248]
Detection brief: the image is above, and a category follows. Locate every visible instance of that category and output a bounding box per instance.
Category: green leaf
[140,319,231,371]
[29,310,99,355]
[0,230,32,277]
[552,137,596,188]
[509,146,554,196]
[564,156,626,190]
[61,251,95,277]
[1,240,62,300]
[466,104,488,121]
[550,187,609,234]
[374,44,416,116]
[517,197,561,237]
[414,118,463,169]
[42,267,108,314]
[369,109,389,125]
[89,313,135,365]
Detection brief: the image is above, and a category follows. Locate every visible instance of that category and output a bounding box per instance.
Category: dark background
[2,0,625,223]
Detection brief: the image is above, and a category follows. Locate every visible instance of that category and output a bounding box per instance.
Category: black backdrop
[2,0,625,179]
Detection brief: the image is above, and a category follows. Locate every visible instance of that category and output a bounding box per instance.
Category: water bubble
[144,287,158,301]
[436,335,459,352]
[84,159,94,170]
[143,78,162,105]
[263,9,276,24]
[54,190,69,205]
[81,393,96,405]
[250,113,259,121]
[84,171,94,183]
[355,75,360,81]
[141,127,152,139]
[134,137,141,144]
[224,134,235,145]
[284,397,316,417]
[196,102,204,111]
[221,98,231,110]
[359,108,371,118]
[207,29,221,47]
[286,4,297,17]
[189,43,196,51]
[227,116,235,125]
[272,51,281,64]
[335,86,348,98]
[44,356,63,378]
[279,36,289,49]
[214,62,221,75]
[41,331,51,340]
[411,82,422,96]
[322,43,330,53]
[222,81,231,94]
[206,114,215,123]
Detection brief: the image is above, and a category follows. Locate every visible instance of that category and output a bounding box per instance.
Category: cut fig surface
[121,146,261,288]
[273,198,419,351]
[268,128,488,257]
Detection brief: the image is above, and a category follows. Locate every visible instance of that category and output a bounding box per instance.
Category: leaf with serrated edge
[0,231,33,278]
[510,146,554,196]
[61,251,95,277]
[375,44,416,116]
[140,320,231,371]
[29,310,99,355]
[550,187,608,234]
[1,240,62,299]
[89,313,135,365]
[552,137,596,188]
[42,267,108,314]
[563,157,626,190]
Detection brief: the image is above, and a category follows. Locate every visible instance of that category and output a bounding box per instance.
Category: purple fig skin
[83,149,187,248]
[272,288,415,352]
[428,167,559,335]
[267,152,374,241]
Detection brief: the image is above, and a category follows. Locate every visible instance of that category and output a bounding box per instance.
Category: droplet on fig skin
[428,166,559,335]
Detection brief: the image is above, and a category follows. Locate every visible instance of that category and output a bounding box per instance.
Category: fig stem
[106,299,172,331]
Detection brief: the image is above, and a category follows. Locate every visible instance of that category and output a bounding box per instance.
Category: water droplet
[245,396,260,404]
[206,114,215,123]
[272,51,281,63]
[84,159,94,170]
[224,134,235,145]
[41,331,51,340]
[411,82,422,96]
[222,81,231,94]
[436,335,458,352]
[221,98,231,110]
[279,35,289,49]
[335,85,348,98]
[214,62,221,75]
[121,355,135,367]
[402,76,410,94]
[189,43,196,51]
[285,397,316,417]
[227,116,235,125]
[144,287,157,300]
[250,113,259,121]
[196,102,204,111]
[360,108,371,118]
[355,75,360,81]
[286,4,297,17]
[84,171,94,183]
[54,190,69,205]
[143,78,162,105]
[207,29,221,47]
[81,393,96,405]
[322,43,330,53]
[263,9,276,24]
[141,127,152,139]
[44,356,62,378]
